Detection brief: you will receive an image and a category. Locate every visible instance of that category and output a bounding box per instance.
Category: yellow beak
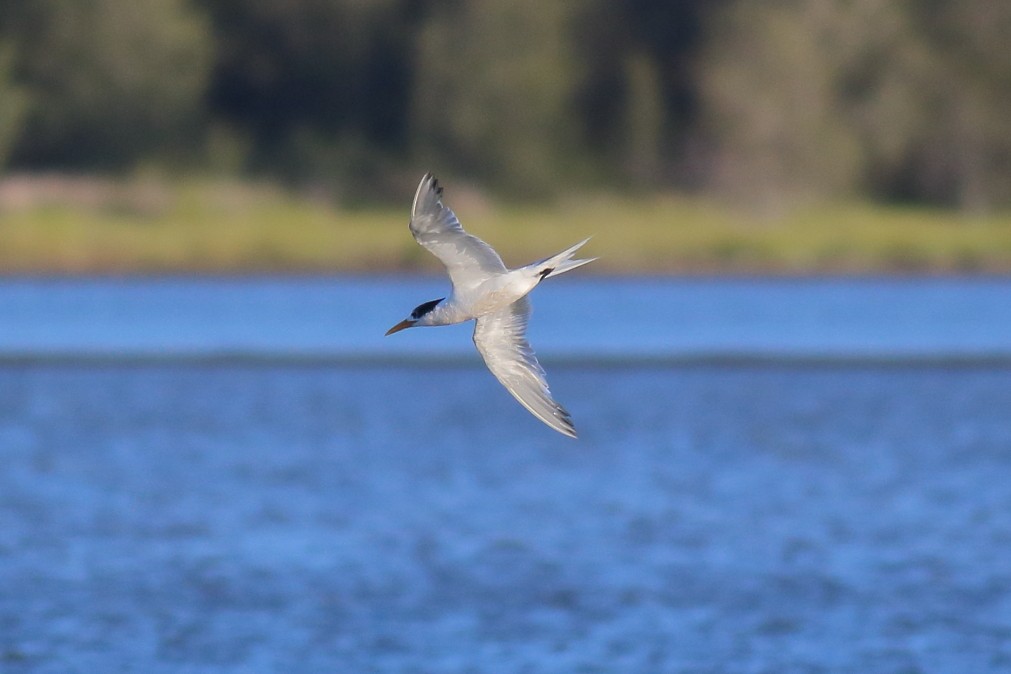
[385,319,415,336]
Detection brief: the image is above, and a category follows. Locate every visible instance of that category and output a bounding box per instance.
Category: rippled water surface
[1,278,1010,673]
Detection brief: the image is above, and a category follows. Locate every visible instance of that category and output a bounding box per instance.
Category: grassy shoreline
[2,177,1011,276]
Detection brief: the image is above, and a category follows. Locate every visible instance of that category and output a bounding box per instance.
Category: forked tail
[531,237,596,280]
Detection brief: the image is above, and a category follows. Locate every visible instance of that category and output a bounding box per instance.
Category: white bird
[386,174,596,438]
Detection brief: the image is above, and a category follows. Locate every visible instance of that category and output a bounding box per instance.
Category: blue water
[2,277,1010,361]
[1,278,1010,673]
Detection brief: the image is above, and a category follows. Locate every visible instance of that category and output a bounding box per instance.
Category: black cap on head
[411,298,444,319]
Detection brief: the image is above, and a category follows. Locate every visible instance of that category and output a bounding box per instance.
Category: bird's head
[385,298,445,335]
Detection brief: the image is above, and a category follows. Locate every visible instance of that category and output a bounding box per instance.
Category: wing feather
[472,298,577,438]
[410,174,506,290]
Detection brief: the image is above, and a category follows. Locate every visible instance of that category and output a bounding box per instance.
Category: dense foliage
[1,0,1009,207]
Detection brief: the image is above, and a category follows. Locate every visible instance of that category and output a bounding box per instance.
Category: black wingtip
[557,408,578,439]
[421,172,441,193]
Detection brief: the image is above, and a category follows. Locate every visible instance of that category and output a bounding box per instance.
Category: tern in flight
[386,174,596,438]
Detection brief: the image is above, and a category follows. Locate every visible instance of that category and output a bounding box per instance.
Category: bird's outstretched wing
[410,173,507,290]
[473,297,577,438]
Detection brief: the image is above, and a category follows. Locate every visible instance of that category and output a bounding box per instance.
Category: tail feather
[531,237,596,279]
[550,256,597,276]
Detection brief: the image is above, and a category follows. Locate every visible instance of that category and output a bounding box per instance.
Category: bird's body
[386,174,595,438]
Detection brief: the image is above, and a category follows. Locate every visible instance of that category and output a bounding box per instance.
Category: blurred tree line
[1,0,1009,208]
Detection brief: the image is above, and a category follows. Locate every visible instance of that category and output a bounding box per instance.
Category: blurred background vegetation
[1,0,1011,273]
